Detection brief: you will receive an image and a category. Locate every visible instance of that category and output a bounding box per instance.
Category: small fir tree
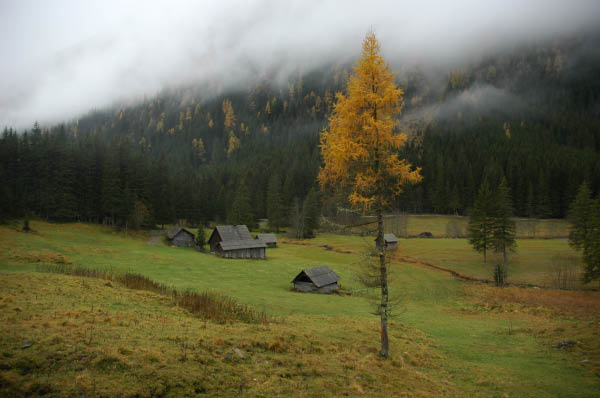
[491,177,516,264]
[468,180,495,262]
[568,181,593,250]
[195,227,206,251]
[582,199,600,283]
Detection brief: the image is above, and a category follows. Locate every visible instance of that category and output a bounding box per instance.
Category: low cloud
[1,0,599,128]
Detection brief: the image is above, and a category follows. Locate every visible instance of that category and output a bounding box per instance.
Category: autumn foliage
[318,32,421,209]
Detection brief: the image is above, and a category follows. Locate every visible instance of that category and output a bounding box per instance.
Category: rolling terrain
[1,221,598,397]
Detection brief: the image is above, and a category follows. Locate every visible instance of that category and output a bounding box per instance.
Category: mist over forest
[1,1,600,226]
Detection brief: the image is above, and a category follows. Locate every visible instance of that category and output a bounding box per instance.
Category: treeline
[2,33,600,224]
[0,123,321,229]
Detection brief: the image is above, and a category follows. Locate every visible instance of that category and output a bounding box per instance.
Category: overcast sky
[1,0,599,129]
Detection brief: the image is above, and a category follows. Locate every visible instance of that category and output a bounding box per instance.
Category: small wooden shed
[208,225,267,259]
[375,233,398,250]
[292,266,340,293]
[167,227,195,247]
[257,233,277,248]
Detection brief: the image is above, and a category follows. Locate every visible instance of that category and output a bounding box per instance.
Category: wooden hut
[375,233,398,250]
[257,233,277,248]
[167,227,195,247]
[292,266,340,293]
[208,225,267,259]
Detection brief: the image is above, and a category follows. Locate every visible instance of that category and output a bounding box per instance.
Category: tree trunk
[377,206,389,358]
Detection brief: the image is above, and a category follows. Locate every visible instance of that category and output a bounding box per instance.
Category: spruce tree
[229,181,255,229]
[195,227,207,251]
[582,198,600,283]
[303,188,321,238]
[468,179,495,262]
[568,181,593,250]
[491,177,516,264]
[267,173,283,232]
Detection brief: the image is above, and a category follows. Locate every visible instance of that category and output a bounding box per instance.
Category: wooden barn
[167,227,195,247]
[208,225,267,259]
[375,233,398,250]
[257,233,277,248]
[292,266,340,293]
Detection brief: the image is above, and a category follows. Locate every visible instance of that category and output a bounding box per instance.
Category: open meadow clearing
[0,221,599,397]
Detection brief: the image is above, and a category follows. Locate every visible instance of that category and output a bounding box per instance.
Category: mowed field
[0,221,599,397]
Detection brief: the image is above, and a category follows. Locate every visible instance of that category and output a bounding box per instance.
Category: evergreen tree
[195,227,207,251]
[491,177,517,264]
[303,187,321,238]
[267,173,283,232]
[582,199,600,283]
[229,180,255,229]
[568,181,593,250]
[468,180,495,262]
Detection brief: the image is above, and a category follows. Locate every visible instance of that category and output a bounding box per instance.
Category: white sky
[1,0,599,128]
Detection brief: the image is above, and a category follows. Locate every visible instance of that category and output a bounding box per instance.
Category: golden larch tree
[318,31,422,358]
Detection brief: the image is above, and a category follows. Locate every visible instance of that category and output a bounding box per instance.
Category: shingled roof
[214,225,253,241]
[167,227,194,240]
[292,266,340,288]
[384,234,398,243]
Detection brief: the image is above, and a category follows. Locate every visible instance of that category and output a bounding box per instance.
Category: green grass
[333,214,571,238]
[1,221,599,397]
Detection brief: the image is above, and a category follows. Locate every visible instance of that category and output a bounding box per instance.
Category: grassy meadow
[0,220,599,397]
[335,214,571,239]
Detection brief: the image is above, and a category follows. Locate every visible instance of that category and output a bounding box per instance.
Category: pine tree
[491,177,517,264]
[568,181,593,250]
[582,198,600,283]
[468,180,495,263]
[318,31,422,358]
[303,188,321,238]
[195,227,207,251]
[229,181,255,229]
[267,173,283,232]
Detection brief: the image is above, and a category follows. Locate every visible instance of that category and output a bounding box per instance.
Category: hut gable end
[167,227,195,247]
[292,266,340,293]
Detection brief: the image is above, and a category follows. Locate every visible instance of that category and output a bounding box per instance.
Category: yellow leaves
[222,99,236,130]
[503,122,511,139]
[265,100,271,115]
[227,131,240,156]
[192,138,205,161]
[318,31,421,209]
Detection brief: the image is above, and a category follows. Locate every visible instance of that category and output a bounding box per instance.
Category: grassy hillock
[1,221,599,397]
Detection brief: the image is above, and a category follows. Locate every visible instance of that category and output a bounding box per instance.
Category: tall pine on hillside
[319,31,422,358]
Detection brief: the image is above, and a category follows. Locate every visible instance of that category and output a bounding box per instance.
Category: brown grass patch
[466,284,600,318]
[37,264,269,324]
[11,250,72,265]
